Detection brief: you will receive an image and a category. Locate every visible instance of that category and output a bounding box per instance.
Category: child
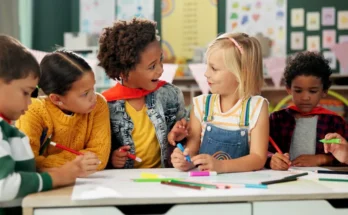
[0,35,83,214]
[170,33,269,173]
[324,133,348,165]
[268,51,347,170]
[98,18,187,169]
[16,50,111,174]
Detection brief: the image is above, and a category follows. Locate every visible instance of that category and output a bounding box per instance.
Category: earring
[58,101,63,106]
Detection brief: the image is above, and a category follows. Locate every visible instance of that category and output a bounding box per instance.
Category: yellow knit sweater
[16,93,111,170]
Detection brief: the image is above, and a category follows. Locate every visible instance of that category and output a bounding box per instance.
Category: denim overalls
[199,94,251,160]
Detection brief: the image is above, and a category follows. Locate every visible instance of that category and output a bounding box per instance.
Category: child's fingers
[274,153,291,165]
[271,155,290,170]
[325,133,340,140]
[197,164,210,171]
[191,155,207,166]
[180,118,188,128]
[167,132,176,146]
[183,148,190,156]
[324,144,331,153]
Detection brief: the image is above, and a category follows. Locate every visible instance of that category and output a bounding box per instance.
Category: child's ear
[322,90,328,98]
[48,94,62,106]
[286,87,292,95]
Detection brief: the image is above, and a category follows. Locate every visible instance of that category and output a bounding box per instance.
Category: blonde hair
[205,32,263,99]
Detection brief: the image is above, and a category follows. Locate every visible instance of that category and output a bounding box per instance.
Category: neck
[122,81,139,89]
[220,93,240,113]
[0,113,11,124]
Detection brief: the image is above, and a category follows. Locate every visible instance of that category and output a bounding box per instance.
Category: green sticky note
[319,138,341,144]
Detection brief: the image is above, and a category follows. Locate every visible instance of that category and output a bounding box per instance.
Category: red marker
[119,149,142,162]
[50,142,83,155]
[269,136,283,154]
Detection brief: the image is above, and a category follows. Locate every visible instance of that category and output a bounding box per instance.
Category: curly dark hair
[97,18,160,81]
[284,51,332,91]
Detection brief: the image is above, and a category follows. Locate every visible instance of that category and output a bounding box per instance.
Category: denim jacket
[106,83,187,168]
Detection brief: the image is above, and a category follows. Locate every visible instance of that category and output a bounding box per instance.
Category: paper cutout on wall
[322,30,336,49]
[291,8,304,27]
[188,64,210,94]
[264,57,286,87]
[29,49,47,63]
[323,51,337,70]
[306,12,320,31]
[290,32,304,50]
[160,64,178,84]
[338,11,348,30]
[322,7,335,26]
[330,42,348,70]
[306,36,320,52]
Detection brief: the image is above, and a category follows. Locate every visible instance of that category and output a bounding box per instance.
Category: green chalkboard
[287,0,348,73]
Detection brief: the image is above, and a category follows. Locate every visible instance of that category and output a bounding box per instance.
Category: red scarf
[288,105,340,117]
[102,81,167,102]
[0,113,11,124]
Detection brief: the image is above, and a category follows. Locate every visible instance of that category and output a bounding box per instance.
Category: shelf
[262,85,348,91]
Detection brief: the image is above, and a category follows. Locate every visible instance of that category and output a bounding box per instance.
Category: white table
[22,168,348,215]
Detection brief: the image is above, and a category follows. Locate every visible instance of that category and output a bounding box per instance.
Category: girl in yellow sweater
[16,50,111,176]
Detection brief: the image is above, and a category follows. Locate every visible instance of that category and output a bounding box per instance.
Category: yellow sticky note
[140,172,161,179]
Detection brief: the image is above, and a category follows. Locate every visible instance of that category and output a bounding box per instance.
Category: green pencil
[319,178,348,182]
[169,180,218,189]
[319,138,341,144]
[133,178,182,182]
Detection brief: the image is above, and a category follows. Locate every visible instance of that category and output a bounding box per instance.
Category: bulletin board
[218,0,348,73]
[287,0,348,73]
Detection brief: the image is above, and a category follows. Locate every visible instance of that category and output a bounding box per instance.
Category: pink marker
[189,171,217,177]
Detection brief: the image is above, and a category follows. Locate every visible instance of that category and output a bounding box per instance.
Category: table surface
[22,167,348,208]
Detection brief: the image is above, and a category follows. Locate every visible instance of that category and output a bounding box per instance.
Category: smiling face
[122,40,164,91]
[0,74,38,120]
[204,49,239,96]
[287,75,326,113]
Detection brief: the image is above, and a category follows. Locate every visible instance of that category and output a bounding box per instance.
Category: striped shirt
[193,95,267,142]
[0,118,52,210]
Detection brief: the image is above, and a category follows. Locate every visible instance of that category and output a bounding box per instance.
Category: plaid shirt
[266,108,348,167]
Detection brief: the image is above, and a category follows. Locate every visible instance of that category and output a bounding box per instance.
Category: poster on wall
[80,0,116,34]
[162,0,217,61]
[116,0,154,21]
[225,0,287,57]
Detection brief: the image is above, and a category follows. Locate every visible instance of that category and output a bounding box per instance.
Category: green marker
[133,178,182,182]
[319,178,348,182]
[319,138,341,144]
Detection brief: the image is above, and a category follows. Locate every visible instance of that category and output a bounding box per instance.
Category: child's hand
[292,154,329,167]
[191,154,222,173]
[324,133,348,164]
[270,153,291,170]
[168,119,189,146]
[49,155,84,188]
[111,145,130,168]
[79,152,100,177]
[171,147,193,171]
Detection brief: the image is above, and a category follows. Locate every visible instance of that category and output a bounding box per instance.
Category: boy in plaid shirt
[267,52,347,170]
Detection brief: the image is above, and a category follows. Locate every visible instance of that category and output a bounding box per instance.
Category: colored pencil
[317,170,348,175]
[269,136,283,154]
[319,178,348,182]
[261,177,297,185]
[169,180,218,189]
[161,181,204,190]
[50,142,83,155]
